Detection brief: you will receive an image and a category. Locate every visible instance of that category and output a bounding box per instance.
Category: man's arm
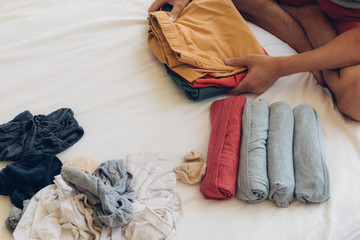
[277,27,360,73]
[224,27,360,94]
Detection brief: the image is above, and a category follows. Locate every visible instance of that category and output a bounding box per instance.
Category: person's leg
[282,4,360,120]
[231,0,314,54]
[280,4,338,47]
[232,0,324,84]
[324,66,360,121]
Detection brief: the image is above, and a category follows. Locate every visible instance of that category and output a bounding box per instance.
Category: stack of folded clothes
[148,0,266,101]
[200,97,330,207]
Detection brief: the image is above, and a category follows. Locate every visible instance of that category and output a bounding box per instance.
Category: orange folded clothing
[184,49,267,88]
[200,96,246,200]
[148,0,265,83]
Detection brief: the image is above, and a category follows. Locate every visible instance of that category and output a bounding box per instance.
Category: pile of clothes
[11,152,185,240]
[0,108,84,210]
[200,96,330,207]
[148,0,266,101]
[0,110,187,239]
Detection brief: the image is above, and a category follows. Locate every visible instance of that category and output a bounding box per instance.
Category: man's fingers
[169,2,186,21]
[148,0,166,12]
[169,6,181,21]
[224,57,248,66]
[149,0,189,21]
[228,78,249,95]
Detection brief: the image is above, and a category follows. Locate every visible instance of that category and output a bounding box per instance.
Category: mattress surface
[1,0,360,239]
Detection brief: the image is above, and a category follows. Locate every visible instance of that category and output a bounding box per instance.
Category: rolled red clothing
[200,96,246,200]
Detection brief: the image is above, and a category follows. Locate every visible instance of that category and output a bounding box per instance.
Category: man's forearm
[276,27,360,77]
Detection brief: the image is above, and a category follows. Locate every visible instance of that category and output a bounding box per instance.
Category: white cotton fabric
[13,175,113,240]
[12,152,184,240]
[123,152,184,240]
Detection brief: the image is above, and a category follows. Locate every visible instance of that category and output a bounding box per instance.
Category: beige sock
[175,150,207,184]
[62,156,100,174]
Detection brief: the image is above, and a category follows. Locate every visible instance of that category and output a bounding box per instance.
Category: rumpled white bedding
[0,0,360,239]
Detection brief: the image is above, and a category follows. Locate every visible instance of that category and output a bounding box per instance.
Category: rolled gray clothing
[236,99,269,203]
[293,104,330,204]
[267,101,295,207]
[61,159,134,228]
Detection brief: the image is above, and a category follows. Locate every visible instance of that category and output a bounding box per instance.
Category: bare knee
[336,92,360,121]
[328,68,360,121]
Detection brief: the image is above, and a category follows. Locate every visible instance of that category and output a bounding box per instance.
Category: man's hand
[148,0,190,22]
[224,55,282,95]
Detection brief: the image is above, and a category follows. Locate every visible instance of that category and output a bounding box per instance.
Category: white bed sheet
[0,0,360,239]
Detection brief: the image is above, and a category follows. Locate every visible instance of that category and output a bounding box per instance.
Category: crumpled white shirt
[123,152,184,240]
[13,175,119,240]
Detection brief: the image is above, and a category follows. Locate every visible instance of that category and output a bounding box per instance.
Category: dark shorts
[277,0,360,33]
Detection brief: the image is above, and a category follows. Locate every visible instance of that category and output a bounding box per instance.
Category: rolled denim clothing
[0,152,62,208]
[293,104,330,204]
[200,96,246,200]
[0,108,84,162]
[236,99,269,203]
[61,159,134,228]
[267,101,295,207]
